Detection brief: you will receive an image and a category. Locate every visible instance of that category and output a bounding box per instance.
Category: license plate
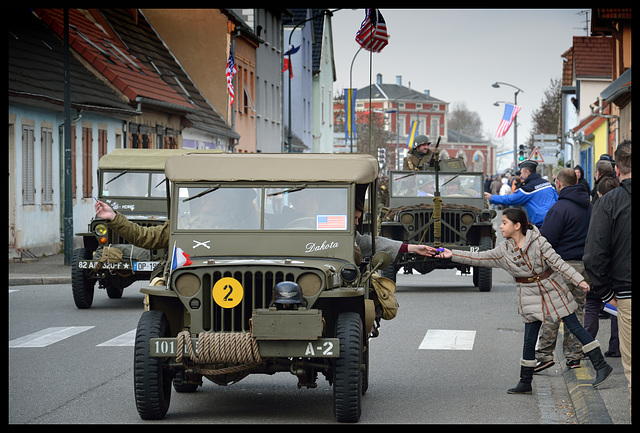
[133,261,158,272]
[77,260,159,271]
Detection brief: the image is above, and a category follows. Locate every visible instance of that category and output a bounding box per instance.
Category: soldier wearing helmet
[403,134,433,170]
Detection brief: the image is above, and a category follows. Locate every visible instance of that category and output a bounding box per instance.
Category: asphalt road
[9,267,579,424]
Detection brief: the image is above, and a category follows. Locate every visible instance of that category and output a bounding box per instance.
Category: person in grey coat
[437,208,613,394]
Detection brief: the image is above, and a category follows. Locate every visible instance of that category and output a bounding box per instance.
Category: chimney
[376,73,382,85]
[424,89,430,98]
[396,75,402,86]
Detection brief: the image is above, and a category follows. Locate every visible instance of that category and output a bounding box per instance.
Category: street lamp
[492,81,523,169]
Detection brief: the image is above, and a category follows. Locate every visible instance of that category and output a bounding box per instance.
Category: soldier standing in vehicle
[403,135,433,170]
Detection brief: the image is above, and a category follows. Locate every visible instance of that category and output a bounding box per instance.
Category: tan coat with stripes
[450,226,584,323]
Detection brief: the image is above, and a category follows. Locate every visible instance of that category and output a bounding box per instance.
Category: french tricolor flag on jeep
[170,242,192,271]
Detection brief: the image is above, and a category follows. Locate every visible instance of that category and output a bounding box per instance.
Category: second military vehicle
[380,157,496,291]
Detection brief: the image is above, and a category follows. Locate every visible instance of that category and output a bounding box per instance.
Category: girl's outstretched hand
[437,248,452,259]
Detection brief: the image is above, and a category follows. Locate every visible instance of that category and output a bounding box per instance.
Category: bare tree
[448,102,484,138]
[526,78,561,147]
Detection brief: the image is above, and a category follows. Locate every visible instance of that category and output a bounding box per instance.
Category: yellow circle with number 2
[212,277,244,308]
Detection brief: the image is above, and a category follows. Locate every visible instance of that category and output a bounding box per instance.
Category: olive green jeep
[72,149,220,309]
[380,159,496,291]
[134,153,390,423]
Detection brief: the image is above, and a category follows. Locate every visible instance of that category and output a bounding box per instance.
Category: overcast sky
[330,8,588,152]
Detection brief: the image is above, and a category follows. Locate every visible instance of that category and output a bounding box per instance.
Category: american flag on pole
[355,9,389,53]
[495,103,522,138]
[226,47,238,105]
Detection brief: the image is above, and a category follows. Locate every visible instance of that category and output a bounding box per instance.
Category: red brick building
[335,74,495,174]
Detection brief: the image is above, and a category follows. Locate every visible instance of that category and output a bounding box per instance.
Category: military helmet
[273,281,305,307]
[413,135,431,148]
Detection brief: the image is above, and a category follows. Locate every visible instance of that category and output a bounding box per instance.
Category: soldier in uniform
[403,135,433,170]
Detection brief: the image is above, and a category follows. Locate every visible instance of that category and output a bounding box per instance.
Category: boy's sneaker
[566,359,581,369]
[533,360,555,373]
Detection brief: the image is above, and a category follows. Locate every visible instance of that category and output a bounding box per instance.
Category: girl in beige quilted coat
[438,208,612,394]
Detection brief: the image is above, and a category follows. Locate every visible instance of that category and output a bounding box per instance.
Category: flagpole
[349,47,363,153]
[368,46,373,157]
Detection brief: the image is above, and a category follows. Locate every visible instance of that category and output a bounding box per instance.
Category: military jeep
[134,153,390,423]
[72,149,219,309]
[380,160,496,291]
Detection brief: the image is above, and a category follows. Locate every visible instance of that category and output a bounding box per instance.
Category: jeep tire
[473,235,493,292]
[71,248,95,309]
[333,312,363,423]
[134,310,172,420]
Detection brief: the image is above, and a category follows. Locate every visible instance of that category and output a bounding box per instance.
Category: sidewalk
[9,253,71,286]
[8,252,631,424]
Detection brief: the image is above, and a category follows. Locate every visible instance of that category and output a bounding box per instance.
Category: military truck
[71,149,220,309]
[380,157,496,291]
[134,153,391,423]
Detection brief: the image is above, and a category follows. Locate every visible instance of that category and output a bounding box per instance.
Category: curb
[9,276,71,286]
[557,352,613,424]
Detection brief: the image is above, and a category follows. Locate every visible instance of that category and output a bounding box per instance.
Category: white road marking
[9,326,94,348]
[419,329,476,350]
[96,329,136,347]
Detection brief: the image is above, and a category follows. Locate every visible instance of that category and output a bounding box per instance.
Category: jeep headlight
[94,223,108,236]
[297,272,322,297]
[400,213,414,225]
[461,213,475,225]
[94,223,108,244]
[175,273,201,298]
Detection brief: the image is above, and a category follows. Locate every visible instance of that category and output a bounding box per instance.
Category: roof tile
[34,8,192,110]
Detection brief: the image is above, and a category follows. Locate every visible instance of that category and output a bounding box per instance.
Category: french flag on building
[171,241,192,271]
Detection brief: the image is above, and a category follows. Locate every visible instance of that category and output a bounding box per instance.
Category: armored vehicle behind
[134,153,390,423]
[71,148,220,308]
[380,163,496,291]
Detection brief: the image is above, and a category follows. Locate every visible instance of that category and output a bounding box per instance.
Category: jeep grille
[201,267,309,333]
[402,210,464,244]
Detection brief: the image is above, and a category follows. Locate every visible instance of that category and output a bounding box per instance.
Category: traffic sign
[528,146,544,163]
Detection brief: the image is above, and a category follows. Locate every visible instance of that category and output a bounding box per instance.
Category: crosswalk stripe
[96,329,136,347]
[9,326,94,348]
[419,329,476,350]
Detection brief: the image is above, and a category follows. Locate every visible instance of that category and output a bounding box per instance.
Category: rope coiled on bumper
[176,331,262,376]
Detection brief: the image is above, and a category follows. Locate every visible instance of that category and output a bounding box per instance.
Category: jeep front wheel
[134,310,172,420]
[71,248,95,309]
[333,312,363,423]
[474,236,493,292]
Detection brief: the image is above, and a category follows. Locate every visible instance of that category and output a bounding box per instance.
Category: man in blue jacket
[484,160,557,227]
[534,168,592,372]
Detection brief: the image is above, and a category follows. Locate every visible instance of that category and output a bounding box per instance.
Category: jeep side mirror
[371,251,391,272]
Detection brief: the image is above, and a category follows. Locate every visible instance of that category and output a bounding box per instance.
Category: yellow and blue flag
[406,120,420,149]
[344,88,357,144]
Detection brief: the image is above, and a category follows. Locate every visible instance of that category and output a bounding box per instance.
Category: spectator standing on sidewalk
[583,176,621,357]
[534,168,592,372]
[584,140,631,404]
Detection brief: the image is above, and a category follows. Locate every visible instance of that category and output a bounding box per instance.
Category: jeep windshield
[176,185,349,231]
[390,172,483,198]
[102,170,166,198]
